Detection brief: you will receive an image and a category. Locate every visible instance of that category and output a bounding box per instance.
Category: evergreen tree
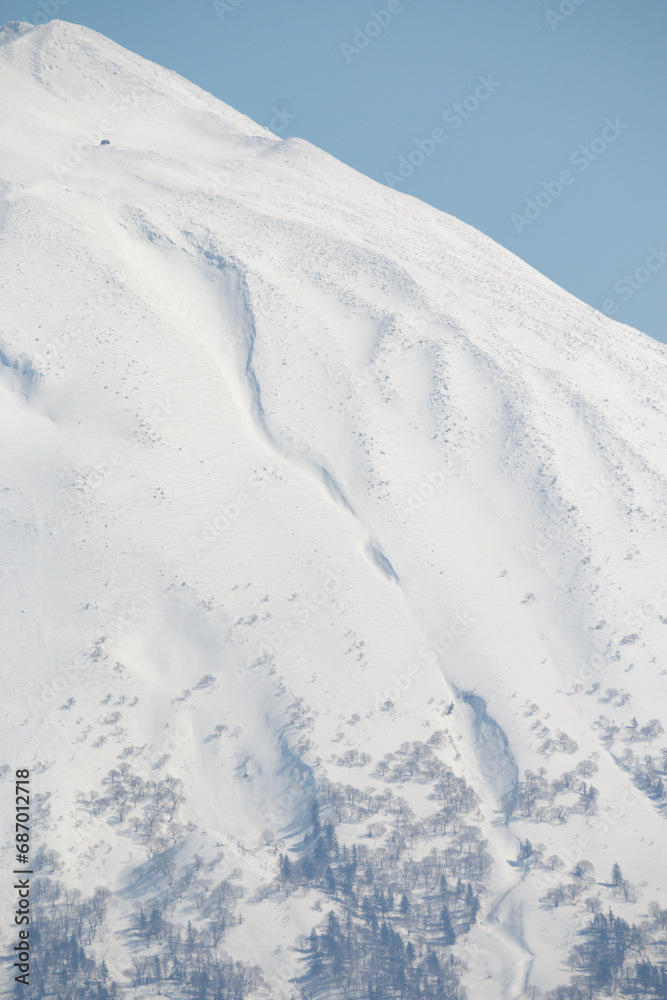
[441,904,456,945]
[310,801,321,837]
[280,853,292,880]
[307,930,324,978]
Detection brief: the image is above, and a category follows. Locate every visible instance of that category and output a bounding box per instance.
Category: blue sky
[7,0,666,342]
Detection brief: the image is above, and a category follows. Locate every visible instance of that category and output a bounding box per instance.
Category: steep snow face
[1,19,667,999]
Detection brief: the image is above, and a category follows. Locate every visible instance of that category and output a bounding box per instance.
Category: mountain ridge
[2,19,667,1000]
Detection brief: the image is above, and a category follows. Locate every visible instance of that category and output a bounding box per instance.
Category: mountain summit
[2,20,667,1000]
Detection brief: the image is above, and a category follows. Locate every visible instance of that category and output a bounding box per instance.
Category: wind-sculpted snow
[1,18,667,1000]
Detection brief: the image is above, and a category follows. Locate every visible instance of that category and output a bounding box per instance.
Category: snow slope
[1,18,667,998]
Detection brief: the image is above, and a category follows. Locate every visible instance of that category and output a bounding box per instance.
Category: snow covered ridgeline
[1,17,667,1000]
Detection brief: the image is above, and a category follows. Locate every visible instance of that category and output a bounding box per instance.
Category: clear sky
[6,0,666,342]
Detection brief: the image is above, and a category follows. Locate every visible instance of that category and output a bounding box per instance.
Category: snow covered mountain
[2,18,667,1000]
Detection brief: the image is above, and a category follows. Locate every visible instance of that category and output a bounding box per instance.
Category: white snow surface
[1,18,667,999]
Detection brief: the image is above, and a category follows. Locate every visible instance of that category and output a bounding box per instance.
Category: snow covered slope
[1,19,667,1000]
